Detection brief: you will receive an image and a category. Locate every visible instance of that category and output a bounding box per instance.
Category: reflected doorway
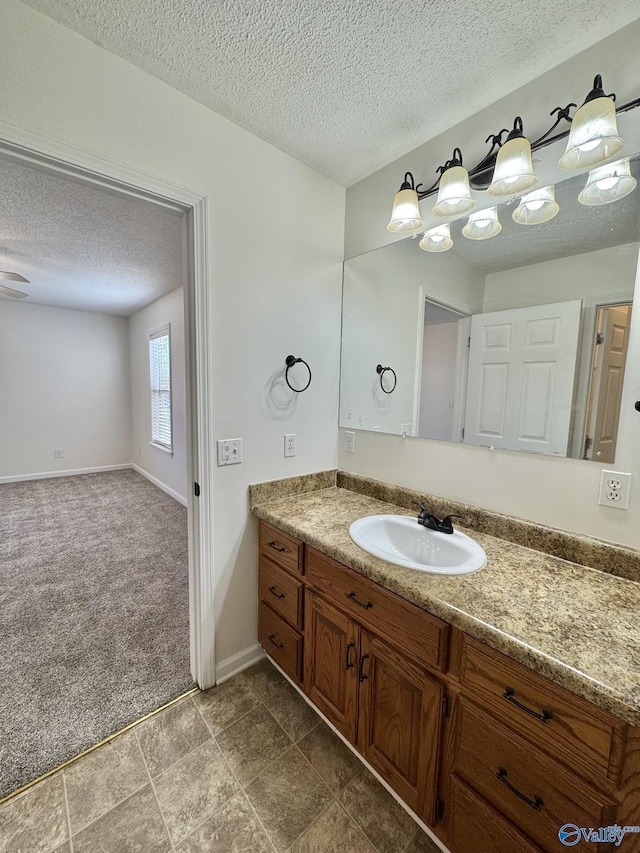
[417,299,470,441]
[583,302,632,462]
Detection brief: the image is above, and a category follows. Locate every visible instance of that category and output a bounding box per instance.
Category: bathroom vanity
[251,472,640,853]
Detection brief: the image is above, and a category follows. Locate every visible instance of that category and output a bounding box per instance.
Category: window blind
[149,327,172,450]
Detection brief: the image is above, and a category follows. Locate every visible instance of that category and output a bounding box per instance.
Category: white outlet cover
[598,469,631,510]
[284,433,296,458]
[345,430,355,453]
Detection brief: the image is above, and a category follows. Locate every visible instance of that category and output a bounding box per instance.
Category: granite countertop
[252,484,640,727]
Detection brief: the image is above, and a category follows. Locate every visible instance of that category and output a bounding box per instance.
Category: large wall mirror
[340,154,640,462]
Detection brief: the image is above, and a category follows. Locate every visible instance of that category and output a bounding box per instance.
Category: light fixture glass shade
[433,165,474,216]
[512,185,559,225]
[419,223,453,253]
[387,187,423,232]
[578,159,637,206]
[462,207,501,240]
[558,98,622,171]
[488,136,538,196]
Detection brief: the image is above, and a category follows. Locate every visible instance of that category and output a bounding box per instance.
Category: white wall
[340,24,640,549]
[0,300,130,478]
[482,243,639,312]
[0,0,345,669]
[129,287,187,504]
[340,237,484,435]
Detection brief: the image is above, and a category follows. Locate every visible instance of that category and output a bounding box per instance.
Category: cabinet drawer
[307,547,448,672]
[447,776,542,853]
[460,636,623,782]
[259,520,303,576]
[258,602,303,684]
[452,697,616,852]
[259,556,304,629]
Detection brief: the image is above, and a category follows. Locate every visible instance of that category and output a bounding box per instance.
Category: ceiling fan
[0,271,29,299]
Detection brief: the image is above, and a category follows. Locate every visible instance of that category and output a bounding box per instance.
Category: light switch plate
[217,438,243,466]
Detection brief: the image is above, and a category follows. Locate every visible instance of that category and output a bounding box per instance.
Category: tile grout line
[133,724,177,851]
[282,796,339,853]
[61,773,74,853]
[193,697,279,853]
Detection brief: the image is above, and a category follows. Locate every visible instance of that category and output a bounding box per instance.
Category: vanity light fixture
[512,185,560,225]
[487,118,538,196]
[419,223,453,252]
[387,73,640,235]
[387,172,423,233]
[432,149,475,216]
[578,158,637,206]
[462,207,502,240]
[558,75,623,171]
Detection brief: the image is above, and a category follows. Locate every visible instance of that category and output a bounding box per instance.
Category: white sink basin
[349,514,486,576]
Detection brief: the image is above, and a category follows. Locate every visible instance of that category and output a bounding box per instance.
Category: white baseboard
[131,464,187,507]
[215,644,265,685]
[0,464,132,485]
[266,654,451,853]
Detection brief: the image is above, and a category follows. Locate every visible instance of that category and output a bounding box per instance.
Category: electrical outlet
[345,430,355,453]
[401,423,412,436]
[598,469,631,509]
[54,448,64,459]
[284,433,296,457]
[217,438,243,466]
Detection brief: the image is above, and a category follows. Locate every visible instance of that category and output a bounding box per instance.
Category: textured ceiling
[0,157,184,315]
[20,0,640,185]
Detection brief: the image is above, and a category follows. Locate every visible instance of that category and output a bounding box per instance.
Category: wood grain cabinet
[256,519,640,853]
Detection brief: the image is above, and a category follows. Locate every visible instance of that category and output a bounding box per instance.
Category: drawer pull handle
[268,586,285,600]
[497,767,544,812]
[503,687,553,724]
[268,541,286,553]
[267,634,285,649]
[359,653,370,682]
[347,592,373,610]
[345,642,356,670]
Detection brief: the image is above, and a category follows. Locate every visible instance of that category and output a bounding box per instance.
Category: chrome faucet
[412,501,463,535]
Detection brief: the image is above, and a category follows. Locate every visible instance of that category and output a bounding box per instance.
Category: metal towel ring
[285,355,312,393]
[376,364,397,394]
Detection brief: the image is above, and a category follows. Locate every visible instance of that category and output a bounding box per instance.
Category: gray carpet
[0,469,194,798]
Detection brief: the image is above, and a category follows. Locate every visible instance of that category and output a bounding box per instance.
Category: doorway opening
[416,297,470,441]
[0,128,213,799]
[582,302,633,462]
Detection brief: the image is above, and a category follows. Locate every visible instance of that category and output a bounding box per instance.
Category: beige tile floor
[0,659,442,853]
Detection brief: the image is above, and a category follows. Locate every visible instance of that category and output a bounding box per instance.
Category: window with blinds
[149,326,172,452]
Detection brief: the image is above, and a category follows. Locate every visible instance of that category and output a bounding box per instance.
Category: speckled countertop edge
[251,482,640,728]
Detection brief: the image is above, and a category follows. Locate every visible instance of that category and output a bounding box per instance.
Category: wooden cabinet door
[358,631,443,822]
[304,592,359,743]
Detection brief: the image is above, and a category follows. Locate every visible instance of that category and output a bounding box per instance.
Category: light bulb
[462,207,501,240]
[487,118,538,197]
[387,173,423,232]
[419,223,453,252]
[433,150,474,217]
[578,158,637,206]
[512,185,559,225]
[558,75,623,170]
